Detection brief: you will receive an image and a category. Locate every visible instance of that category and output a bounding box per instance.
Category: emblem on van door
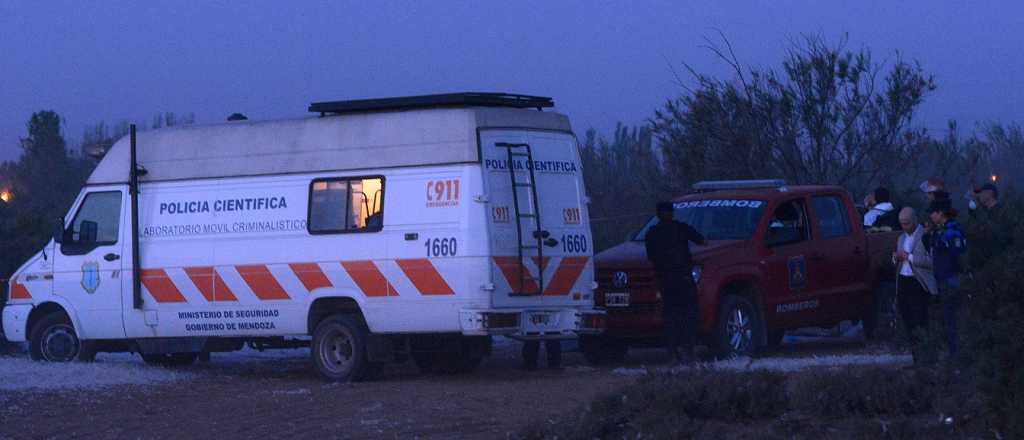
[81,261,101,294]
[612,271,629,289]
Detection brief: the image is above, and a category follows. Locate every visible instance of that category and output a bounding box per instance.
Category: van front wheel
[312,314,369,382]
[30,313,96,362]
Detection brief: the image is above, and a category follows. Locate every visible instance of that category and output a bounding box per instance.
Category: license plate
[605,292,630,307]
[529,312,552,325]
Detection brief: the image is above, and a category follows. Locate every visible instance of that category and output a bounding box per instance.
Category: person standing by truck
[926,198,967,357]
[645,202,706,364]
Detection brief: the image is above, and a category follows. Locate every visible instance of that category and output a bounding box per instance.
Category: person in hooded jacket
[925,198,967,357]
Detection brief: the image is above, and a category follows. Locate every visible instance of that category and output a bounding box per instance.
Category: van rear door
[479,130,593,308]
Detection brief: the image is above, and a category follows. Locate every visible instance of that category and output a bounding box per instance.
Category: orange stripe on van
[9,280,31,300]
[341,261,396,297]
[493,257,540,294]
[237,265,291,300]
[184,267,238,302]
[141,269,187,303]
[544,257,589,296]
[396,259,454,295]
[289,263,333,292]
[531,256,551,273]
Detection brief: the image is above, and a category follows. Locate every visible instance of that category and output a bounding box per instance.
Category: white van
[2,93,603,381]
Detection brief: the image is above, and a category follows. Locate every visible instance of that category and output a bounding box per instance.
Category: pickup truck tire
[141,352,199,367]
[579,335,628,365]
[714,295,763,358]
[863,282,898,341]
[29,313,96,362]
[312,314,369,382]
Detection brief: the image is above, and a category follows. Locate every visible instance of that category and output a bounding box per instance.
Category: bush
[790,367,938,417]
[963,195,1024,437]
[519,367,976,439]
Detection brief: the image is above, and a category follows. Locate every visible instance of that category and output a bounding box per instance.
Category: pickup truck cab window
[765,199,810,247]
[812,195,851,239]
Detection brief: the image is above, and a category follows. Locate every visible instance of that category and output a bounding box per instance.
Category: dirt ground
[0,336,882,440]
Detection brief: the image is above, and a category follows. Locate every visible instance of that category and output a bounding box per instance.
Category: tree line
[0,112,193,282]
[582,34,1023,251]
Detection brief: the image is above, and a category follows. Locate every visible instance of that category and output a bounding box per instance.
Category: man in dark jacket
[926,198,967,357]
[967,183,1012,270]
[645,202,707,363]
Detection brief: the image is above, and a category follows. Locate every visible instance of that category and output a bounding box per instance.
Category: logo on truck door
[81,261,101,293]
[787,256,807,290]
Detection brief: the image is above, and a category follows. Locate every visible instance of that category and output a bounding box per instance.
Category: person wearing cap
[645,201,707,363]
[926,198,967,357]
[967,182,1012,270]
[863,187,898,229]
[894,207,936,357]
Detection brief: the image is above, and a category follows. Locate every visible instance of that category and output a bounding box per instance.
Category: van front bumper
[459,308,605,339]
[2,304,31,342]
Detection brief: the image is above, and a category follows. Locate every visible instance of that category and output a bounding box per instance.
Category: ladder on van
[496,142,544,296]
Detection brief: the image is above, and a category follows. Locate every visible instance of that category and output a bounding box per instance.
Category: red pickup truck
[586,181,898,361]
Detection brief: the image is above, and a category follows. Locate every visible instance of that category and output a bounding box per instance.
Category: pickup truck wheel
[29,313,95,362]
[311,314,369,382]
[715,296,762,358]
[141,352,198,367]
[863,282,897,341]
[579,335,627,365]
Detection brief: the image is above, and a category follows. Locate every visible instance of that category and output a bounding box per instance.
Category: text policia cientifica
[159,196,288,215]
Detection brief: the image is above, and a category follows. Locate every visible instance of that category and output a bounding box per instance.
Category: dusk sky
[1,1,1021,162]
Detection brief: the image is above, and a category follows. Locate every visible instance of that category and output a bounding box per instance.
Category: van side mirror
[52,218,65,244]
[79,220,99,244]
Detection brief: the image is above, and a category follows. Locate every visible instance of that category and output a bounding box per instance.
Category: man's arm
[682,222,707,245]
[645,228,657,262]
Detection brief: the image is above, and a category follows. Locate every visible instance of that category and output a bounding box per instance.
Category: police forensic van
[2,93,603,381]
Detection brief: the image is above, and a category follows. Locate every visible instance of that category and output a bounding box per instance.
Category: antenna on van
[129,124,143,310]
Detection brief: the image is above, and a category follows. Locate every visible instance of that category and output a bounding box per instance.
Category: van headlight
[691,265,703,285]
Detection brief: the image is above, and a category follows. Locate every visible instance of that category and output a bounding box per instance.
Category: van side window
[308,176,384,234]
[62,191,122,255]
[811,195,851,239]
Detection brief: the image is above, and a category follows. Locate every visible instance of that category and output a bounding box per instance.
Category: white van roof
[87,106,571,185]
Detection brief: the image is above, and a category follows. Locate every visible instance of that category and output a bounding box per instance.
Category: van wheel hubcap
[42,325,79,362]
[319,327,356,375]
[726,308,753,353]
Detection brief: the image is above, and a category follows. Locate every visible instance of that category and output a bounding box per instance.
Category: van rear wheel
[29,313,96,362]
[311,314,369,382]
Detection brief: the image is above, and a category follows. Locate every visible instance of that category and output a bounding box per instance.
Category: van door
[479,130,593,309]
[52,187,127,339]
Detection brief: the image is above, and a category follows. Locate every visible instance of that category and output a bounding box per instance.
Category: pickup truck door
[808,194,866,322]
[760,197,824,329]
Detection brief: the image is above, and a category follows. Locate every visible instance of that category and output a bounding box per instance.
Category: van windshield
[633,199,767,241]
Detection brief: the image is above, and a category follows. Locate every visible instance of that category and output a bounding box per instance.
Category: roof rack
[692,179,788,192]
[309,92,554,115]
